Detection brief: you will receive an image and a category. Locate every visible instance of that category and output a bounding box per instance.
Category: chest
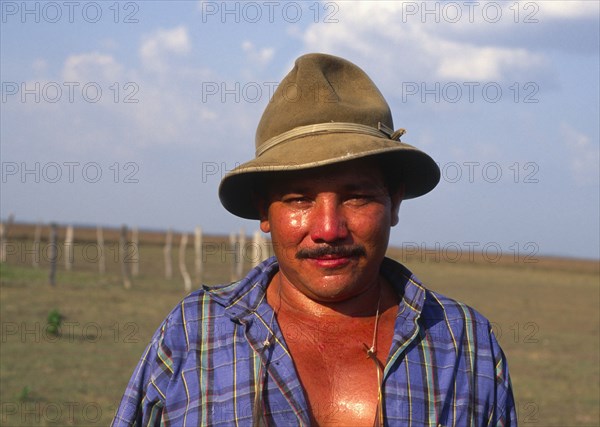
[277,314,396,426]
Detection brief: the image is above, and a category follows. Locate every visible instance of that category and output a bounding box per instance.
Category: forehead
[266,159,386,194]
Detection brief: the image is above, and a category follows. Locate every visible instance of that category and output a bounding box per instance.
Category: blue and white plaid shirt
[112,256,516,426]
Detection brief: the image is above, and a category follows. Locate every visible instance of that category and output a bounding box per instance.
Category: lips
[315,253,346,260]
[308,255,353,269]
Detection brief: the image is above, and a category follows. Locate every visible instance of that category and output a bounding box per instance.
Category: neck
[266,271,398,320]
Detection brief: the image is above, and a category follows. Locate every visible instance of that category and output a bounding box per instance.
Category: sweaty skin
[260,159,404,425]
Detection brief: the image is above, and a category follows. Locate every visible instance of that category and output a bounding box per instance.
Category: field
[0,223,598,426]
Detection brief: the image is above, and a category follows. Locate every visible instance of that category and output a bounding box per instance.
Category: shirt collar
[203,256,428,323]
[202,257,279,320]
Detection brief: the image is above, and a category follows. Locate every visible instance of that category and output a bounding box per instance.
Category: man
[112,53,516,426]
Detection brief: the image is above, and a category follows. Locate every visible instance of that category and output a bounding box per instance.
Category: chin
[307,278,366,302]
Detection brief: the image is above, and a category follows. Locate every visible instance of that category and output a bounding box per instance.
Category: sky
[1,0,598,261]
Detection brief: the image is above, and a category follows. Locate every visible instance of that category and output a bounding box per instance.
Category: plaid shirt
[112,257,516,426]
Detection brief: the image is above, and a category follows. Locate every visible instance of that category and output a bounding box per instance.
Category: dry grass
[0,224,598,426]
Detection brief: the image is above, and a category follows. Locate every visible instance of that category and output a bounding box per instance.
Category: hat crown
[256,53,394,152]
[218,53,440,219]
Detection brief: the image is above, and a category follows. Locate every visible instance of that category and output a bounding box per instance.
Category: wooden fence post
[120,225,132,289]
[179,233,192,292]
[96,225,105,274]
[65,225,74,271]
[0,213,15,263]
[236,228,246,280]
[48,222,57,286]
[252,230,266,268]
[0,223,4,263]
[32,221,42,269]
[194,226,203,285]
[229,232,237,281]
[131,226,139,277]
[164,228,173,279]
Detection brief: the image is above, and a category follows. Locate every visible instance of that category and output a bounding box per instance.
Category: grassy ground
[0,232,598,426]
[410,260,600,426]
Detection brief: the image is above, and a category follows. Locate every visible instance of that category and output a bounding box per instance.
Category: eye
[345,194,373,206]
[281,194,312,206]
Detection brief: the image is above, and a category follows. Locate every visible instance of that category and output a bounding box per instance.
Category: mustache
[296,245,366,259]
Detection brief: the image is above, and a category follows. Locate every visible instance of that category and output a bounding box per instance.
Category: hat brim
[218,133,440,219]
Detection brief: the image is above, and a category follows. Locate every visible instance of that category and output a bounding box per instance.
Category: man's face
[259,159,403,303]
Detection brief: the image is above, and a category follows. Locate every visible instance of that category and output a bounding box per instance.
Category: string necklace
[262,285,279,348]
[363,289,384,427]
[363,290,382,358]
[254,283,385,427]
[253,283,281,427]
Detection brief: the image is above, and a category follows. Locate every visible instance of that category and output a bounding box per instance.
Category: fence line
[179,233,192,292]
[120,225,132,289]
[194,226,203,285]
[65,225,74,271]
[0,220,272,289]
[229,231,236,281]
[96,225,106,274]
[236,228,246,281]
[252,230,268,268]
[33,221,42,269]
[0,213,15,262]
[48,223,57,286]
[131,226,139,277]
[164,228,173,280]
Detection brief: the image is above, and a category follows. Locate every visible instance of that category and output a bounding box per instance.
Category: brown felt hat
[218,53,440,219]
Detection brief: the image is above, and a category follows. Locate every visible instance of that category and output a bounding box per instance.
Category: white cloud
[62,52,123,82]
[139,26,191,72]
[561,123,600,185]
[435,44,542,81]
[242,41,275,67]
[538,1,600,19]
[299,1,550,83]
[14,25,220,154]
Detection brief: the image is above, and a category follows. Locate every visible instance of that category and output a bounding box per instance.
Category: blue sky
[1,1,598,260]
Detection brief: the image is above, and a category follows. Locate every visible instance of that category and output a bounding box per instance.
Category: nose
[309,195,349,243]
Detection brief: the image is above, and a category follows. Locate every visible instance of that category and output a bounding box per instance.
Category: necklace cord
[254,283,385,426]
[364,290,384,427]
[253,283,282,427]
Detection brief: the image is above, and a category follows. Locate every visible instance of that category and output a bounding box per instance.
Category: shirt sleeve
[488,326,518,426]
[111,306,184,427]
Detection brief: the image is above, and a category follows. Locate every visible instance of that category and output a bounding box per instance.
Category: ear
[253,193,271,233]
[390,184,404,227]
[260,216,271,233]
